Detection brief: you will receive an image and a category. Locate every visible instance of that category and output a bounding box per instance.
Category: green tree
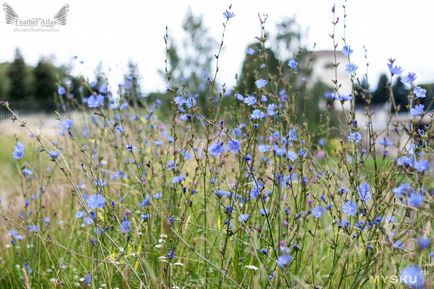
[123,61,142,105]
[274,17,304,60]
[159,10,218,117]
[7,48,32,109]
[392,77,410,112]
[33,58,58,111]
[237,43,280,95]
[237,17,310,97]
[373,74,389,104]
[0,63,11,101]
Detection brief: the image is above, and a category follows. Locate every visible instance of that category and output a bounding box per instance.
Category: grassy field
[0,97,432,289]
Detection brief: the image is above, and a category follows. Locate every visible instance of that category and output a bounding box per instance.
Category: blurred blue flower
[393,240,404,250]
[358,182,371,202]
[110,170,127,180]
[318,138,326,147]
[397,155,414,167]
[75,211,86,218]
[169,216,175,226]
[84,273,91,285]
[166,160,176,170]
[345,63,358,74]
[339,187,349,194]
[174,96,186,107]
[232,127,242,138]
[260,208,269,216]
[181,149,192,160]
[227,139,240,153]
[402,72,417,86]
[22,263,32,274]
[311,206,325,218]
[279,89,288,101]
[94,179,107,187]
[83,217,94,225]
[99,85,108,94]
[140,195,150,207]
[258,144,270,153]
[393,183,412,198]
[324,91,337,100]
[238,214,249,222]
[342,45,353,56]
[235,93,244,101]
[251,109,265,120]
[287,129,298,141]
[223,10,235,20]
[379,137,393,147]
[209,141,225,157]
[172,175,185,184]
[355,220,367,231]
[246,47,255,55]
[86,194,106,209]
[342,201,358,216]
[414,86,426,99]
[48,151,60,159]
[119,102,129,110]
[60,119,73,131]
[58,86,66,95]
[22,168,33,177]
[410,104,424,117]
[250,187,260,199]
[225,205,234,215]
[414,159,429,173]
[408,192,424,208]
[153,192,162,199]
[255,79,268,89]
[12,143,25,159]
[87,94,105,108]
[387,63,402,76]
[28,225,39,232]
[244,95,257,106]
[415,236,431,250]
[288,59,298,69]
[267,103,277,116]
[273,145,286,157]
[215,189,230,198]
[287,150,297,162]
[185,96,196,108]
[167,248,176,259]
[120,220,131,234]
[126,144,134,152]
[399,265,424,289]
[339,94,353,102]
[347,132,362,143]
[276,254,292,268]
[9,229,24,240]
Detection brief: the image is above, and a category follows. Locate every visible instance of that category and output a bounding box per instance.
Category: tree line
[0,12,432,118]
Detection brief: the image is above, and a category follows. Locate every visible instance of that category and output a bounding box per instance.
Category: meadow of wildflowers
[0,4,433,289]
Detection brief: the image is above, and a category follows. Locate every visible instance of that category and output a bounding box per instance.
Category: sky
[1,0,434,93]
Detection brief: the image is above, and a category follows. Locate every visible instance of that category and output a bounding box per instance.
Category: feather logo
[53,4,69,25]
[2,3,70,27]
[3,3,18,24]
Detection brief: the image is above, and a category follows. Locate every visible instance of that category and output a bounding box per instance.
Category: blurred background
[0,0,433,113]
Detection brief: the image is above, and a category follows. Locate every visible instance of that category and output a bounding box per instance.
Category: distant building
[305,50,352,111]
[310,50,352,94]
[308,50,432,155]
